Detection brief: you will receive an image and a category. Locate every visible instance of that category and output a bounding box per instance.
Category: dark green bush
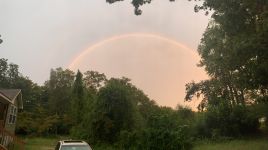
[193,100,259,138]
[116,126,192,150]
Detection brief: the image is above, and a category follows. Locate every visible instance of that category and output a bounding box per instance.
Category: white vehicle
[55,140,92,150]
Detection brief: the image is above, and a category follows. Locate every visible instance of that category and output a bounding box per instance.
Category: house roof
[0,89,23,109]
[0,89,21,100]
[0,91,10,102]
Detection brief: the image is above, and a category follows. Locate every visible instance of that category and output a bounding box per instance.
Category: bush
[193,101,259,138]
[116,126,192,150]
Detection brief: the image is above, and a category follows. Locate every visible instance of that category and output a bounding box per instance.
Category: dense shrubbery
[193,104,259,138]
[69,77,195,150]
[9,63,264,149]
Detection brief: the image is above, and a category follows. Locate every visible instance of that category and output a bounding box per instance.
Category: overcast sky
[0,0,210,108]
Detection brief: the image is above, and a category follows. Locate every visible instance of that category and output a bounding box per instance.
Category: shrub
[193,101,260,138]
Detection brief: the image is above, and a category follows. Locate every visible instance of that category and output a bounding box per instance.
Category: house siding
[4,99,18,134]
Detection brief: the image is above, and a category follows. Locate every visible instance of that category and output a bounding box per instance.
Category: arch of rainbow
[68,33,199,70]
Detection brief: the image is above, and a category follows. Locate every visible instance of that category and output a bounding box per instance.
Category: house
[0,89,23,133]
[0,89,24,150]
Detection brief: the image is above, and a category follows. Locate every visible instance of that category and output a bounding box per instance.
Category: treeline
[0,58,194,149]
[0,50,267,150]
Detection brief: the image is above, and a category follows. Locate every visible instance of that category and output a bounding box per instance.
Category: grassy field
[22,136,268,150]
[193,138,268,150]
[23,136,66,150]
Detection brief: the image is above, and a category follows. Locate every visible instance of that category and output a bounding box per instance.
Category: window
[8,105,17,124]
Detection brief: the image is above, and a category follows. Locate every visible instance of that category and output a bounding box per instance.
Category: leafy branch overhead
[106,0,175,15]
[0,35,2,44]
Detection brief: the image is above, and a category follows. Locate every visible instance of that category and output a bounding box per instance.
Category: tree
[0,58,42,111]
[186,0,268,105]
[0,58,55,135]
[184,1,268,137]
[45,68,75,116]
[83,70,107,92]
[70,71,105,139]
[14,77,42,111]
[0,58,9,87]
[90,78,140,143]
[7,63,19,86]
[185,79,234,111]
[44,68,75,134]
[71,70,85,124]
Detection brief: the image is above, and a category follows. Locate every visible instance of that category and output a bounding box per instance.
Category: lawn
[193,138,268,150]
[22,136,268,150]
[23,136,67,150]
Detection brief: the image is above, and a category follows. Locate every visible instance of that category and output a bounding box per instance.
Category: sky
[0,0,210,108]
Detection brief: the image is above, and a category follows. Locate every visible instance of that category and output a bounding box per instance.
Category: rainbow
[68,33,198,70]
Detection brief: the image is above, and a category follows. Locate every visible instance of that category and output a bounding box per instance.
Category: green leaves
[106,0,175,15]
[91,78,139,142]
[83,70,107,92]
[186,0,268,109]
[186,0,268,136]
[0,35,2,44]
[46,68,75,116]
[0,57,194,148]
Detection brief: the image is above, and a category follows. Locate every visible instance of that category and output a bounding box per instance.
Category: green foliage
[141,113,192,149]
[83,70,107,92]
[114,106,194,150]
[0,58,20,88]
[0,58,46,111]
[193,102,259,138]
[116,126,192,150]
[68,76,194,149]
[3,0,268,148]
[0,59,211,148]
[46,68,75,116]
[90,78,140,143]
[183,0,268,140]
[71,70,85,124]
[106,0,175,15]
[0,35,2,44]
[195,0,268,103]
[3,0,268,144]
[16,107,61,136]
